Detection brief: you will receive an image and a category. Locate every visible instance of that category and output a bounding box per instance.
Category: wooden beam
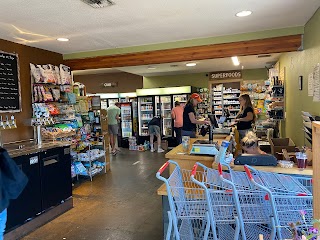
[65,35,302,70]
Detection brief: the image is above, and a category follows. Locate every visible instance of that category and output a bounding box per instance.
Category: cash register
[189,114,220,156]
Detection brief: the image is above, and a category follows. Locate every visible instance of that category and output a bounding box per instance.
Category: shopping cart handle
[244,165,253,180]
[218,163,223,176]
[158,161,170,174]
[191,163,198,177]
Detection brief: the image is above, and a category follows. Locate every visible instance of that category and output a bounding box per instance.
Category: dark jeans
[174,127,182,144]
[181,130,196,138]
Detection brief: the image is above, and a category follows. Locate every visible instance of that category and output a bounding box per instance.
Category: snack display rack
[30,63,108,182]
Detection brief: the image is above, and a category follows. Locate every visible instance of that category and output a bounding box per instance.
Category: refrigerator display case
[160,96,172,137]
[138,96,154,136]
[120,102,133,138]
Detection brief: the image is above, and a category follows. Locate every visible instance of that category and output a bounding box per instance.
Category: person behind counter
[182,93,210,138]
[235,94,256,140]
[171,101,184,144]
[241,131,266,154]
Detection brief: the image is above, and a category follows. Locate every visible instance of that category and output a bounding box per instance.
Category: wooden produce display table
[165,134,230,174]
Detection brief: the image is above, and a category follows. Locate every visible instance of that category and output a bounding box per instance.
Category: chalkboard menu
[0,51,21,112]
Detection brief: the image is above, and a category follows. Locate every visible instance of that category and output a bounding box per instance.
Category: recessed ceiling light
[57,38,69,42]
[231,56,240,66]
[236,10,252,17]
[186,62,197,67]
[147,66,156,70]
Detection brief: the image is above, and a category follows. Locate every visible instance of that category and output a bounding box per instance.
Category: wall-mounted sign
[210,70,242,80]
[91,95,101,110]
[0,51,21,112]
[103,82,117,87]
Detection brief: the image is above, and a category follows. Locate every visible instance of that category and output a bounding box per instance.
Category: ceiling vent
[81,0,115,8]
[257,54,271,58]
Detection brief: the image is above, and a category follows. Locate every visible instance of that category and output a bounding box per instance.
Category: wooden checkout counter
[157,133,313,237]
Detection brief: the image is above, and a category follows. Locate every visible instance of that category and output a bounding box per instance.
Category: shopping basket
[193,162,276,240]
[156,160,211,240]
[244,165,313,240]
[191,162,240,240]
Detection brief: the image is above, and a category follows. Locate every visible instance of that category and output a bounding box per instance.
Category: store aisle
[22,149,167,240]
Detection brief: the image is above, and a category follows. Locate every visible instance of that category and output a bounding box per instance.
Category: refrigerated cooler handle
[43,155,59,166]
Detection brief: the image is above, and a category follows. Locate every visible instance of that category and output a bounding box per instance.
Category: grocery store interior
[1,1,320,240]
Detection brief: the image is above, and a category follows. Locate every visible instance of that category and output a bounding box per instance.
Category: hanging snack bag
[37,86,43,102]
[33,86,39,102]
[30,63,43,83]
[60,85,72,93]
[51,88,61,102]
[54,65,61,85]
[43,87,53,102]
[60,64,72,85]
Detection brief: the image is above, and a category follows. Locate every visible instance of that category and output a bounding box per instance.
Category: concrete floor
[22,149,167,240]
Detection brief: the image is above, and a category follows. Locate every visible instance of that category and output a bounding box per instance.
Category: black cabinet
[5,145,72,232]
[6,153,42,231]
[40,146,72,210]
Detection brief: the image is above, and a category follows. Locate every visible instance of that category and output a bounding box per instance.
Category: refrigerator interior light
[92,93,119,99]
[119,92,137,98]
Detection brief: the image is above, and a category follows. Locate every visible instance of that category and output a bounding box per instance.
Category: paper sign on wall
[313,64,320,102]
[308,73,314,96]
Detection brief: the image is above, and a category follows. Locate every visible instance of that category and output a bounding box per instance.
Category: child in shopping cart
[241,131,266,155]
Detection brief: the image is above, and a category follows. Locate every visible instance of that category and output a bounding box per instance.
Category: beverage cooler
[155,96,173,137]
[120,102,133,138]
[138,96,155,137]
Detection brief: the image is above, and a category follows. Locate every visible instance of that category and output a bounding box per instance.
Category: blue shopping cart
[244,165,313,240]
[156,160,211,240]
[193,162,276,240]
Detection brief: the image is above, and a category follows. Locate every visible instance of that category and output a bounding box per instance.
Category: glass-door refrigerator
[120,102,133,138]
[138,96,154,137]
[160,95,172,137]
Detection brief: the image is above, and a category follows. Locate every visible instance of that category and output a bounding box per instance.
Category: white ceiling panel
[0,0,319,54]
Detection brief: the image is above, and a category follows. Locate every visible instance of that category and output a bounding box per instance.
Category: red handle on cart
[244,165,253,180]
[191,164,198,177]
[218,163,223,176]
[158,161,170,174]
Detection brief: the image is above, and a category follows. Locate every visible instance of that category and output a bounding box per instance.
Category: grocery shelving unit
[210,83,241,121]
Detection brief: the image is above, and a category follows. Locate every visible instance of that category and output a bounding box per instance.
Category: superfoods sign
[210,70,242,80]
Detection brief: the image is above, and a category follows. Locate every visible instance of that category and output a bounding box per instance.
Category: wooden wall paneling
[0,38,63,143]
[65,35,302,70]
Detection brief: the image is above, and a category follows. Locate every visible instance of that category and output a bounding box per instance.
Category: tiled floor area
[22,149,167,240]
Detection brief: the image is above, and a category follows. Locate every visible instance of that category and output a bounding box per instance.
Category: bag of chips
[59,64,72,85]
[30,63,43,83]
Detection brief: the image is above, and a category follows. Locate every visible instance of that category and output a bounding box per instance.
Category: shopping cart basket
[191,162,240,240]
[244,165,313,240]
[156,160,211,240]
[193,162,276,240]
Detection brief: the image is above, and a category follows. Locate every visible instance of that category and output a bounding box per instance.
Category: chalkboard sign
[0,51,21,112]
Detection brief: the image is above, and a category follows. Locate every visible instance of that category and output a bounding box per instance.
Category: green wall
[279,8,320,146]
[143,73,208,88]
[143,69,268,89]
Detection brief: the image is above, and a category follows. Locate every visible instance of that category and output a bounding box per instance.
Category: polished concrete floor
[22,149,167,240]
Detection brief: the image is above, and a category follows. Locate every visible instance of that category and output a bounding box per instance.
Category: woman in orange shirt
[171,101,184,144]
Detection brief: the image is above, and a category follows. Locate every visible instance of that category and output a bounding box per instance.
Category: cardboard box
[270,138,296,156]
[154,140,168,151]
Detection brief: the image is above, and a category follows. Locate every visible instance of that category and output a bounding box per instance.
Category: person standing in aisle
[107,102,121,155]
[235,94,255,140]
[171,101,184,145]
[148,116,165,153]
[182,93,210,138]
